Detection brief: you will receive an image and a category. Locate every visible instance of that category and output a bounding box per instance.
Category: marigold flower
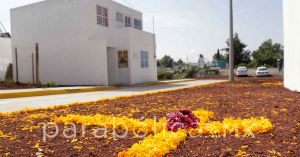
[118,130,187,157]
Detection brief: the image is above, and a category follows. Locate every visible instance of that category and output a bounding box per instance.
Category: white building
[0,37,12,81]
[283,0,300,92]
[10,0,157,85]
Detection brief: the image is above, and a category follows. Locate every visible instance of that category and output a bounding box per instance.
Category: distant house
[0,36,11,80]
[198,54,206,67]
[283,0,300,91]
[10,0,157,85]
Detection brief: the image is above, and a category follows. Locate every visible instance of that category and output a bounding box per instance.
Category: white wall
[283,0,300,92]
[11,0,110,85]
[0,38,12,81]
[11,0,156,85]
[128,28,157,84]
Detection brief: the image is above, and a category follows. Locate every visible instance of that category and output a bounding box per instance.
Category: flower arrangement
[54,109,273,157]
[54,114,168,134]
[118,130,187,157]
[167,109,199,131]
[191,117,273,136]
[193,109,215,123]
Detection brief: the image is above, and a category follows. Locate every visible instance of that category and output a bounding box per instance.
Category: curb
[0,81,228,116]
[0,79,196,99]
[0,86,118,99]
[146,79,196,86]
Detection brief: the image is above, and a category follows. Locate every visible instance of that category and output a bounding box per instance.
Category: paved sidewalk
[0,79,195,99]
[0,80,226,112]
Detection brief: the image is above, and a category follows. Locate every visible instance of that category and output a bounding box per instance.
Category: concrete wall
[11,0,156,85]
[283,0,300,92]
[0,38,12,80]
[128,28,157,84]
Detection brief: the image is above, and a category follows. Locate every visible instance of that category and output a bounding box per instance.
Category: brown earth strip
[0,77,299,156]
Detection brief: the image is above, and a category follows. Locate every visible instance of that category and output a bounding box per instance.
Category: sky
[0,0,283,62]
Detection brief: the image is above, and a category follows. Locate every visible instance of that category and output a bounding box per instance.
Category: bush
[4,79,14,87]
[157,66,220,80]
[186,67,197,78]
[157,68,174,80]
[46,81,57,87]
[206,69,219,75]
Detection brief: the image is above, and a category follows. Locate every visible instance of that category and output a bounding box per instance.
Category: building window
[125,16,131,27]
[97,5,108,27]
[140,51,149,68]
[134,19,142,30]
[116,12,123,22]
[118,51,128,68]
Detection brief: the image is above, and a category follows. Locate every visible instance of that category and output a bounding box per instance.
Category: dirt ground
[0,76,299,156]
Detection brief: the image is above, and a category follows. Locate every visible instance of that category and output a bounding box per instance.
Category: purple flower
[167,109,200,131]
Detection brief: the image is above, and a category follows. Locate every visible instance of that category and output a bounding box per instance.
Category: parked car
[256,67,270,77]
[236,66,248,76]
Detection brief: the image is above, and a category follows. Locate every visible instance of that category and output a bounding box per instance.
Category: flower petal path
[54,109,273,157]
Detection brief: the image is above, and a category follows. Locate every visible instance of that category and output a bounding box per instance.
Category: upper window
[116,12,123,22]
[140,51,149,68]
[134,19,142,30]
[97,5,108,27]
[118,51,128,68]
[125,16,131,27]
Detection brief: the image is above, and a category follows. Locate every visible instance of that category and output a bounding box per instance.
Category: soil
[0,76,299,156]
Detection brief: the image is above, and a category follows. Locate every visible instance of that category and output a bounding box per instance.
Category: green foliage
[206,69,220,75]
[246,62,257,68]
[226,33,251,65]
[158,55,175,68]
[4,79,14,87]
[157,66,219,80]
[174,59,185,66]
[213,49,226,61]
[157,68,174,80]
[46,81,57,87]
[252,39,283,67]
[186,67,197,78]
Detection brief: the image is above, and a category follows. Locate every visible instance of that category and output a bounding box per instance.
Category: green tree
[159,55,174,68]
[226,33,251,66]
[175,59,185,66]
[252,39,283,67]
[213,49,225,61]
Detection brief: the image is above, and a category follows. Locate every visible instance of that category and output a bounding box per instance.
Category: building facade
[0,37,12,80]
[11,0,157,85]
[283,0,300,92]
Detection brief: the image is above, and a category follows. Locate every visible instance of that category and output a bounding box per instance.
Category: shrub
[157,68,174,80]
[206,69,219,75]
[4,79,14,87]
[46,81,57,87]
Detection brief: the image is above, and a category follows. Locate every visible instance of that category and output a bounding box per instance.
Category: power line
[0,21,8,33]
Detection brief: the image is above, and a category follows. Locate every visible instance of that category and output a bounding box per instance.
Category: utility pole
[229,0,235,81]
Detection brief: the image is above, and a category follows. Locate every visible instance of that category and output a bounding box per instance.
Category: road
[0,80,225,112]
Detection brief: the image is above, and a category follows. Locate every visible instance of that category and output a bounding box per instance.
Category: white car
[256,67,270,77]
[236,66,248,76]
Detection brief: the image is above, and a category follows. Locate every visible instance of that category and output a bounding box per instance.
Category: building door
[118,51,129,84]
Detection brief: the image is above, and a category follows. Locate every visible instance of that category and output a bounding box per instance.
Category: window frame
[140,51,149,68]
[125,16,131,27]
[97,5,109,27]
[134,19,142,30]
[116,12,124,22]
[118,51,129,68]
